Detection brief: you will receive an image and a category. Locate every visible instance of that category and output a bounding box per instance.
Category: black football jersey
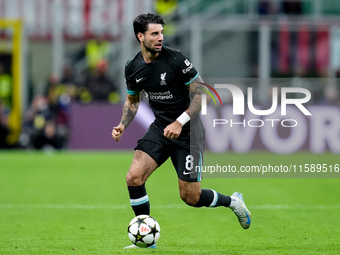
[125,46,199,127]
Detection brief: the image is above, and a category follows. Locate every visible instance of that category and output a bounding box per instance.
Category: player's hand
[112,123,125,142]
[164,120,182,139]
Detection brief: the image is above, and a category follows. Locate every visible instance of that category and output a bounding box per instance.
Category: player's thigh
[134,126,171,167]
[126,149,159,186]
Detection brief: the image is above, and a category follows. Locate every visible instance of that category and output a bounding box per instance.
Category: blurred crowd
[1,37,120,150]
[258,0,303,15]
[258,0,318,15]
[21,37,120,150]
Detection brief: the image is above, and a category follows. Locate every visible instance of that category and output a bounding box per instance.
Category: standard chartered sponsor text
[148,91,173,100]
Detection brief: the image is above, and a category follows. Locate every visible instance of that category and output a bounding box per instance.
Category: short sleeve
[125,63,139,95]
[126,78,139,95]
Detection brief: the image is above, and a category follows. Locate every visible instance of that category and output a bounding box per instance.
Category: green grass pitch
[1,151,340,254]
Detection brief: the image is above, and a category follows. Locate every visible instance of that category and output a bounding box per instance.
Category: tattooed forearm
[187,76,210,118]
[120,94,140,128]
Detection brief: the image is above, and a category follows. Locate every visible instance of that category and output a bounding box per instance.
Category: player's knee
[180,190,200,206]
[126,172,144,186]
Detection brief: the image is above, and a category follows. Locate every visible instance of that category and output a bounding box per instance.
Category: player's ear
[137,32,144,42]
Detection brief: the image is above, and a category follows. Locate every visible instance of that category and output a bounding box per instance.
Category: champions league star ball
[127,215,161,247]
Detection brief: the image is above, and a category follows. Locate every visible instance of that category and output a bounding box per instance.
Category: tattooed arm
[112,93,140,142]
[163,75,210,139]
[186,75,210,118]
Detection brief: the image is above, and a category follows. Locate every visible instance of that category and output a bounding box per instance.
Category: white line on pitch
[0,204,340,210]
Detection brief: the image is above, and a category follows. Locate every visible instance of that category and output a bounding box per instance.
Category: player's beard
[143,40,162,54]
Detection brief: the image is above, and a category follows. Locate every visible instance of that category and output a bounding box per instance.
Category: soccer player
[112,13,251,249]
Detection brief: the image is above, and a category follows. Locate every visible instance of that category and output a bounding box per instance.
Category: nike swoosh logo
[136,77,143,83]
[183,171,194,175]
[244,209,251,225]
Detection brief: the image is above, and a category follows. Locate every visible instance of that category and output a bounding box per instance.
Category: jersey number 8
[185,155,194,171]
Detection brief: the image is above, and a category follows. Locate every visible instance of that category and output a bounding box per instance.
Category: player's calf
[179,189,200,206]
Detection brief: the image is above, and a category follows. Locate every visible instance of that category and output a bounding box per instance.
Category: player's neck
[141,48,159,63]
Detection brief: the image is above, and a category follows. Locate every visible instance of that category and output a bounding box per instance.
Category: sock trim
[209,190,218,207]
[130,195,149,206]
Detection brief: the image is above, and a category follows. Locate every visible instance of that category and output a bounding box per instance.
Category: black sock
[194,189,231,208]
[128,184,150,216]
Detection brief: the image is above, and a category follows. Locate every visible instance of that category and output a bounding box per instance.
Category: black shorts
[135,124,204,182]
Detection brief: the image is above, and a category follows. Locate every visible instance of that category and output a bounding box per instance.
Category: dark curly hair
[133,13,165,43]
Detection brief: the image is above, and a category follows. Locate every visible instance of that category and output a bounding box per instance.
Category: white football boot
[230,192,251,229]
[123,244,156,249]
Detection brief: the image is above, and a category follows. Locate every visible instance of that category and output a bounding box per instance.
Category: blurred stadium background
[0,0,339,152]
[1,1,340,254]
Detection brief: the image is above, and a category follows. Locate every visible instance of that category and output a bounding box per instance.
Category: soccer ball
[127,214,161,248]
